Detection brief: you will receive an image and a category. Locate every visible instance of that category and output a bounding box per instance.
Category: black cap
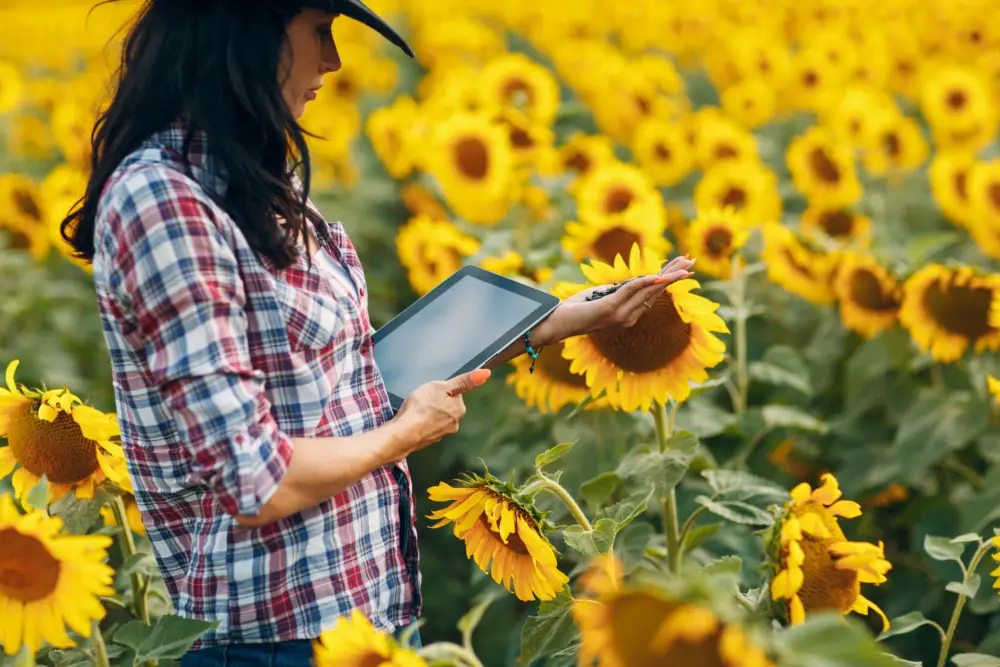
[334,0,414,57]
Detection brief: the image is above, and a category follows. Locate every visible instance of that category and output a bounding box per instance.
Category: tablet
[373,265,561,410]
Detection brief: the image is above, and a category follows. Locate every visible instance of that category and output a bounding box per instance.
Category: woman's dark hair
[62,0,338,270]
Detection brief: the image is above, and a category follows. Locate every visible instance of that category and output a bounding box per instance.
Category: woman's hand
[536,255,696,343]
[383,369,492,462]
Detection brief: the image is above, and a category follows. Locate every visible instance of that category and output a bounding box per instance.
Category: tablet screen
[374,269,557,403]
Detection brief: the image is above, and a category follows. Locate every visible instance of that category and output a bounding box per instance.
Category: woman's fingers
[660,255,695,275]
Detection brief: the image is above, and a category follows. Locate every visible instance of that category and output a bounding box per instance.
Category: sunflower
[573,555,776,667]
[786,126,862,206]
[575,162,666,230]
[900,265,1000,363]
[630,119,693,187]
[396,215,480,296]
[929,152,977,228]
[313,609,427,667]
[825,86,897,149]
[541,132,617,185]
[920,65,997,152]
[99,495,146,536]
[862,114,929,178]
[427,471,568,602]
[0,59,26,113]
[782,47,844,113]
[681,207,750,279]
[365,95,421,179]
[9,112,55,160]
[562,211,671,266]
[50,101,93,169]
[990,375,1000,403]
[770,474,892,630]
[424,112,514,225]
[400,183,449,221]
[693,113,759,171]
[694,159,782,227]
[799,204,872,248]
[833,252,902,339]
[761,224,837,306]
[561,244,729,412]
[478,52,560,125]
[969,159,1000,226]
[0,360,131,508]
[720,78,777,129]
[493,106,554,167]
[0,494,115,656]
[864,484,909,509]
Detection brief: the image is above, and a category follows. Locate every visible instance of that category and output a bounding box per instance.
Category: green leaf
[749,346,812,394]
[112,620,151,653]
[891,390,990,485]
[616,432,698,493]
[953,654,1000,667]
[120,552,160,578]
[925,535,967,564]
[683,522,723,551]
[594,490,653,531]
[694,496,774,526]
[535,441,577,470]
[674,397,736,439]
[561,519,616,557]
[579,472,620,510]
[780,613,906,667]
[616,522,654,574]
[46,649,92,667]
[952,534,983,544]
[948,575,982,598]
[519,590,578,667]
[135,615,218,661]
[457,596,494,644]
[702,469,788,503]
[50,489,105,535]
[960,464,1000,532]
[762,405,828,433]
[26,474,51,510]
[906,230,962,265]
[877,611,944,640]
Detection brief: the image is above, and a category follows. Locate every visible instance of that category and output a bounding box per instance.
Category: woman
[62,1,695,664]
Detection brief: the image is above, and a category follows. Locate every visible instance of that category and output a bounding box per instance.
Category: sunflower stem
[653,401,683,573]
[419,641,485,667]
[937,539,993,667]
[536,475,592,532]
[730,256,749,415]
[110,495,150,625]
[91,621,111,667]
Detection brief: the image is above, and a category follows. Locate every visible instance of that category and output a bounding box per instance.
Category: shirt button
[360,343,369,355]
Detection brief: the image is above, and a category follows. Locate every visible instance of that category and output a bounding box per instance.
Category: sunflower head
[761,225,837,306]
[800,204,872,248]
[769,474,891,631]
[573,555,776,667]
[786,126,862,206]
[833,252,902,339]
[0,360,130,507]
[396,215,480,295]
[683,207,750,279]
[313,609,427,667]
[427,469,568,602]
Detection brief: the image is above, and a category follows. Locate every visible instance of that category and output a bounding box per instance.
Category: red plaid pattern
[91,119,420,647]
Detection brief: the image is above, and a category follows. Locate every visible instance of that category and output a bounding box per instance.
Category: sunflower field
[5,0,1000,665]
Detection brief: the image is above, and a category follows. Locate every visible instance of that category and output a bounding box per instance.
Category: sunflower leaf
[593,489,653,531]
[877,611,945,641]
[561,518,617,556]
[579,472,621,510]
[749,345,812,395]
[534,440,578,470]
[702,469,789,503]
[951,533,983,544]
[924,535,967,564]
[952,654,1000,667]
[761,405,828,433]
[135,615,218,661]
[50,488,106,535]
[615,432,698,493]
[111,620,151,653]
[25,474,51,509]
[694,496,774,527]
[519,589,578,667]
[947,575,982,598]
[779,612,905,667]
[120,552,160,577]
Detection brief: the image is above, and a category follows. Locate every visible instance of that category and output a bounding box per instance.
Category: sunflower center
[721,187,747,208]
[588,291,692,373]
[882,132,901,158]
[803,70,819,87]
[592,227,642,264]
[923,279,993,340]
[509,126,534,149]
[849,270,900,311]
[455,137,489,180]
[819,210,854,237]
[714,144,738,160]
[564,150,592,176]
[654,143,671,161]
[357,651,390,667]
[947,89,968,111]
[955,171,969,200]
[478,514,530,554]
[535,343,588,387]
[0,529,61,603]
[604,187,635,214]
[989,183,1000,211]
[809,148,841,183]
[780,247,815,279]
[501,78,534,107]
[3,227,32,251]
[705,227,733,256]
[6,401,101,484]
[14,189,41,222]
[795,534,859,615]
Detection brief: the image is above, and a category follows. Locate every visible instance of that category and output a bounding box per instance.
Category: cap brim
[335,0,414,57]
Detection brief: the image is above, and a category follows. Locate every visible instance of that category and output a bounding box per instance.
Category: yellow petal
[0,447,16,478]
[516,516,557,567]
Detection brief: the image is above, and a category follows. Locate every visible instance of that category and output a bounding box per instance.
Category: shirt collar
[146,117,230,198]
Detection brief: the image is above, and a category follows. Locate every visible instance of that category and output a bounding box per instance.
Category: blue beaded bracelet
[524,330,542,373]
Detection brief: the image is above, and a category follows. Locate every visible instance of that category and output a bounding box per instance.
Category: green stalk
[91,621,111,667]
[653,401,682,573]
[526,476,593,531]
[419,642,485,667]
[731,256,749,415]
[110,495,150,625]
[937,540,993,667]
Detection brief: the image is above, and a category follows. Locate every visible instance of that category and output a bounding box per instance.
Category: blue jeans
[179,621,422,667]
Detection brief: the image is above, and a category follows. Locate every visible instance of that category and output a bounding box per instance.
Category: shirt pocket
[272,277,344,351]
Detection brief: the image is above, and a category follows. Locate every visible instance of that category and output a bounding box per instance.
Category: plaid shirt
[91,119,420,648]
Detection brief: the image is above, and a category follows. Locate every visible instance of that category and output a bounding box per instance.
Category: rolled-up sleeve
[109,166,293,518]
